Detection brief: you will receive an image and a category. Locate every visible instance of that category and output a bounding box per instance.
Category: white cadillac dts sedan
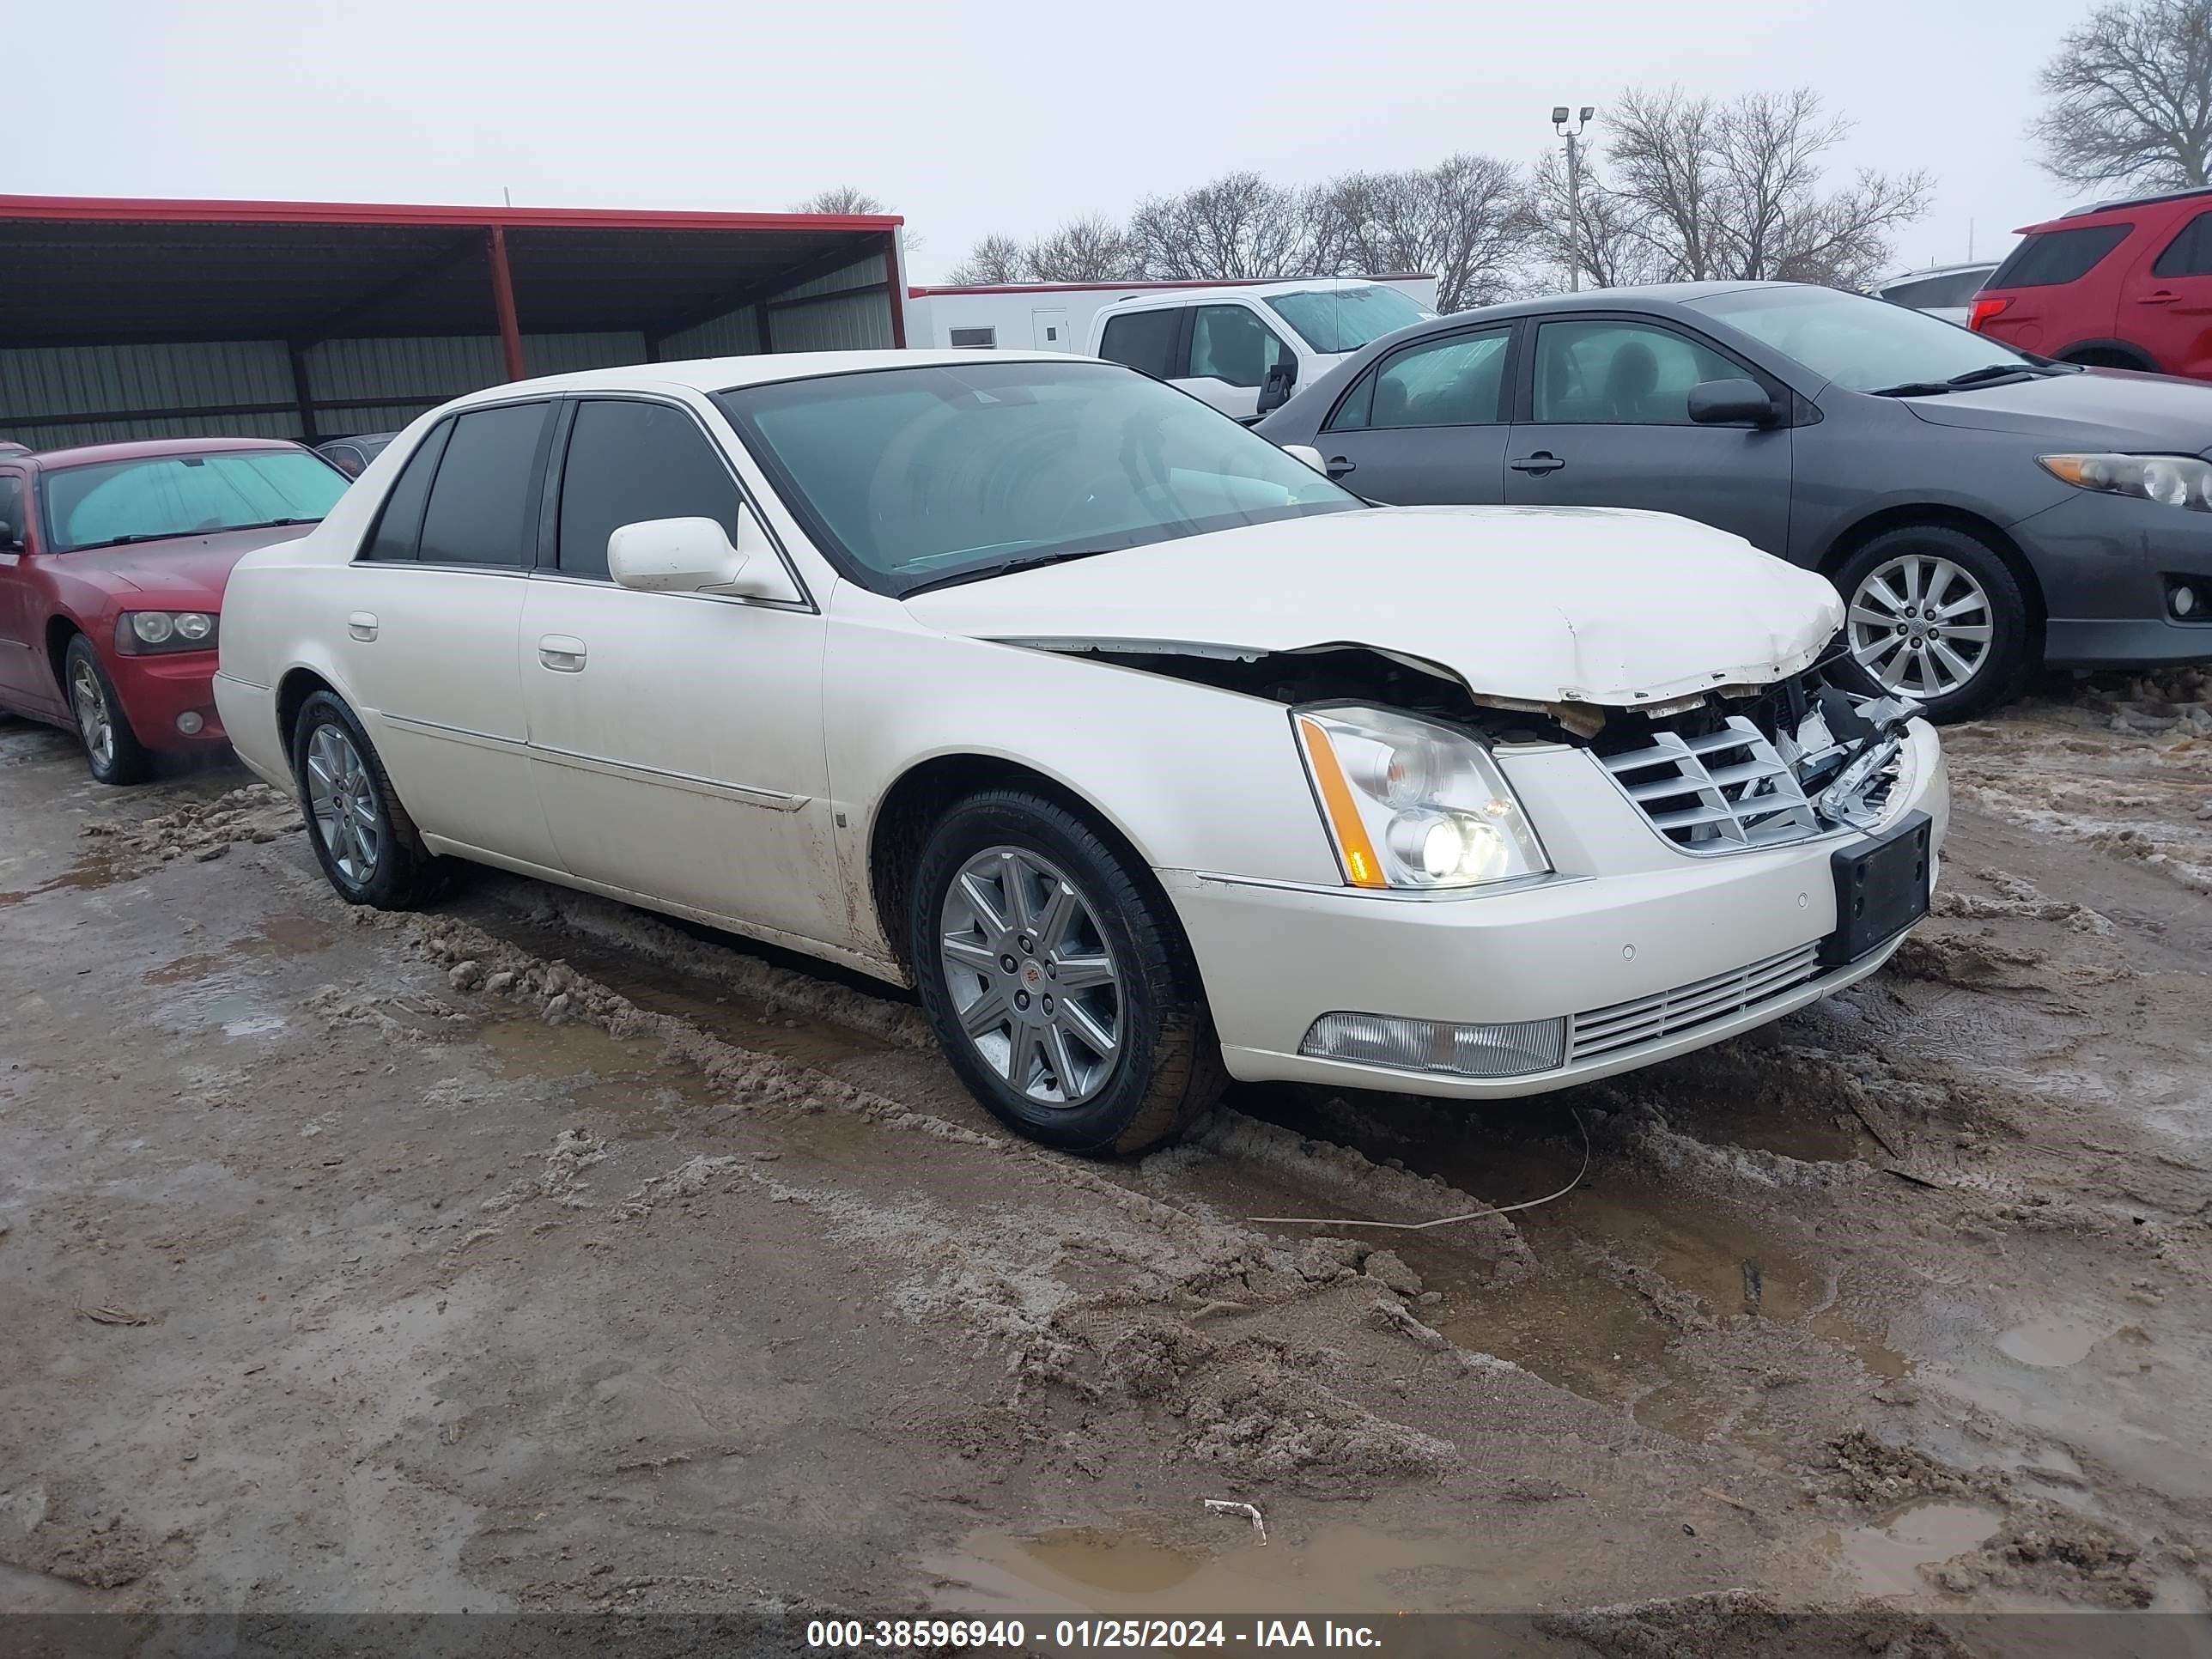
[215,351,1947,1155]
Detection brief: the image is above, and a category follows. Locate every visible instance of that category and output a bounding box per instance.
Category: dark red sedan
[0,437,349,782]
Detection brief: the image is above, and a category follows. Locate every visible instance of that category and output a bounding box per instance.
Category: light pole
[1553,105,1595,291]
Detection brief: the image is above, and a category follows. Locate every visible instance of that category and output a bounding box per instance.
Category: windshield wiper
[1871,362,2047,398]
[228,517,319,531]
[901,545,1121,595]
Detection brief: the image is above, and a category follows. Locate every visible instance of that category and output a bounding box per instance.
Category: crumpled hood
[1900,366,2212,453]
[902,505,1844,707]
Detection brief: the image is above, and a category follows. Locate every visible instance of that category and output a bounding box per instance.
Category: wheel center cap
[1019,958,1047,993]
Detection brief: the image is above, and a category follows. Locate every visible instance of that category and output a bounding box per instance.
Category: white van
[1086,279,1438,421]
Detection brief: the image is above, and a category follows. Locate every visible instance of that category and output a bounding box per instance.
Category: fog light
[2174,583,2200,618]
[175,711,204,735]
[1299,1011,1566,1079]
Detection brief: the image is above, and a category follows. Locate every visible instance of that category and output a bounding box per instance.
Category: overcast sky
[12,0,2100,283]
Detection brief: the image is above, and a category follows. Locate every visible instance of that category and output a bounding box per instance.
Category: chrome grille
[1600,716,1820,854]
[1570,943,1823,1061]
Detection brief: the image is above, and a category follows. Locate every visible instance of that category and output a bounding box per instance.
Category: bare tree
[946,233,1029,285]
[1589,87,1929,289]
[1024,216,1143,283]
[795,186,887,216]
[2034,0,2212,191]
[1311,155,1534,312]
[1128,172,1313,279]
[1531,149,1665,289]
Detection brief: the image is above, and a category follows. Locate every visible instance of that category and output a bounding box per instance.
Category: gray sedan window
[1327,329,1510,432]
[1531,321,1741,424]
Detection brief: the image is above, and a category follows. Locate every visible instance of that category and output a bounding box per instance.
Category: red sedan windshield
[41,450,349,553]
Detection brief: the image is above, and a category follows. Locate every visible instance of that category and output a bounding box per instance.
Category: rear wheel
[290,690,446,908]
[1834,526,2031,721]
[64,635,152,785]
[911,790,1222,1155]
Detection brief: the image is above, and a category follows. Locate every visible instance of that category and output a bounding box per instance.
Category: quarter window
[1328,329,1511,431]
[555,399,743,580]
[2152,210,2212,278]
[1097,309,1181,379]
[1531,321,1744,425]
[416,403,551,568]
[1188,306,1294,389]
[362,422,451,562]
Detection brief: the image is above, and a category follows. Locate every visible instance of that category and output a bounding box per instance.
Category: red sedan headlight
[113,611,220,654]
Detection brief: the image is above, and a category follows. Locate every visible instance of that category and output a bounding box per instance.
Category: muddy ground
[2,670,2209,1652]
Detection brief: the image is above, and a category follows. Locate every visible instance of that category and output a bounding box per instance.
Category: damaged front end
[1018,636,1919,855]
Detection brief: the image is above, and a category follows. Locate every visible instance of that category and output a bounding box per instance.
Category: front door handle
[1510,452,1565,475]
[538,634,586,672]
[347,611,378,641]
[1324,455,1357,479]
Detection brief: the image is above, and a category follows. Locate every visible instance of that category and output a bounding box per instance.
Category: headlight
[1293,704,1550,890]
[115,611,219,654]
[2039,453,2212,511]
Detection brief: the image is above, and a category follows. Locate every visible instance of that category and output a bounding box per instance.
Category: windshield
[713,361,1360,595]
[1686,284,2037,392]
[41,450,349,552]
[1265,286,1435,354]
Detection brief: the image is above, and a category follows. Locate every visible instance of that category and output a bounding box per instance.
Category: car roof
[1877,261,1996,285]
[20,435,309,470]
[1419,281,1780,327]
[439,348,1085,410]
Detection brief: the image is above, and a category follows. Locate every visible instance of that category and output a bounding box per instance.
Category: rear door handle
[2139,289,2181,305]
[538,634,587,672]
[1324,456,1356,479]
[347,611,378,641]
[1510,452,1565,475]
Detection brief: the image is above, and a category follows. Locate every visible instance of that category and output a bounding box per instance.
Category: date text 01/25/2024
[805,1617,1387,1649]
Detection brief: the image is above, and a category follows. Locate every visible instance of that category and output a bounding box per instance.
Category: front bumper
[2013,491,2212,666]
[110,649,228,750]
[1168,720,1946,1100]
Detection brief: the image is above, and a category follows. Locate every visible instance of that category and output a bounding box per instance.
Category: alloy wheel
[1846,554,1996,701]
[70,661,114,769]
[938,846,1123,1109]
[305,723,383,884]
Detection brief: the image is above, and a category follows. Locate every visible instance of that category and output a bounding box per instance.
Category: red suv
[1972,187,2212,378]
[0,438,348,783]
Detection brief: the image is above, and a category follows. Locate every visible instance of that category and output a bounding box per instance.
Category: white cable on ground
[1249,1109,1592,1231]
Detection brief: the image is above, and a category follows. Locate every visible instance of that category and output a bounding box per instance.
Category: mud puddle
[1838,1500,2003,1597]
[477,1014,717,1139]
[927,1519,1475,1616]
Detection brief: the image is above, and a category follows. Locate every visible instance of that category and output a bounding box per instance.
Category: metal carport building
[0,195,908,448]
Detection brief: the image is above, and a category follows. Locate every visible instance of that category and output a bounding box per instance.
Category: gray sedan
[1255,282,2212,719]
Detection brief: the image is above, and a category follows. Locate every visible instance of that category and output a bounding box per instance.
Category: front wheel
[1833,526,2032,721]
[290,690,447,908]
[911,790,1222,1155]
[64,635,152,785]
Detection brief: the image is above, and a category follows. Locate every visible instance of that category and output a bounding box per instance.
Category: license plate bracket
[1821,811,1932,966]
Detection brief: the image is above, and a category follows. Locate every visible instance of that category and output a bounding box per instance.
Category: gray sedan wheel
[1846,553,1996,701]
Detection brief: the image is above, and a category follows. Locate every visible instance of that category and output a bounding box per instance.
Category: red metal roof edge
[0,194,903,233]
[908,273,1435,296]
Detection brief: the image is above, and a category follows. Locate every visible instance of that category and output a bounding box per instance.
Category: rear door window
[0,475,25,548]
[2152,210,2212,277]
[1097,308,1182,379]
[1329,328,1511,431]
[554,398,743,580]
[416,403,552,567]
[1987,223,2132,289]
[361,422,453,562]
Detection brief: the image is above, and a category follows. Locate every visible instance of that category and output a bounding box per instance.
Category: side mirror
[1279,443,1328,474]
[1255,359,1299,416]
[0,520,19,551]
[607,507,801,602]
[1687,378,1780,427]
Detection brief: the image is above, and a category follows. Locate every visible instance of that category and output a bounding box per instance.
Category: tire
[63,635,153,785]
[1832,525,2032,721]
[289,690,447,908]
[910,789,1224,1156]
